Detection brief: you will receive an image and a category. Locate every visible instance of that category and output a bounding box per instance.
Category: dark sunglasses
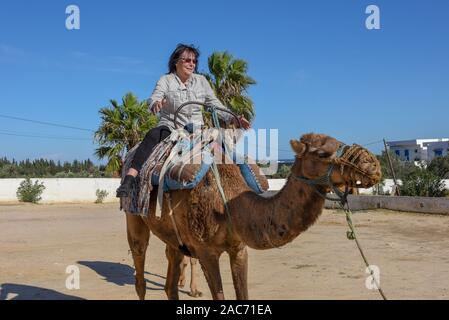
[180,58,197,64]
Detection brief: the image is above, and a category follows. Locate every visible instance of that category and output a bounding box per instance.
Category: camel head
[290,133,381,190]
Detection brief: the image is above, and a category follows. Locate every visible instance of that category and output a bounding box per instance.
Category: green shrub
[95,189,109,204]
[428,155,449,179]
[16,178,46,203]
[401,168,447,197]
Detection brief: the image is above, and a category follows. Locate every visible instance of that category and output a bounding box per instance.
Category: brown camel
[125,132,381,300]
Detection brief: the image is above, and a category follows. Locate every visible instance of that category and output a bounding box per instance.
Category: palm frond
[94,92,157,168]
[205,51,257,123]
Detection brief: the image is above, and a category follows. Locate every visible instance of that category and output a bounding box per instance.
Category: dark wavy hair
[167,43,200,74]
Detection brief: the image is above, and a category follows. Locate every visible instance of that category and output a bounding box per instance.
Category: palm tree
[203,51,256,122]
[94,93,157,175]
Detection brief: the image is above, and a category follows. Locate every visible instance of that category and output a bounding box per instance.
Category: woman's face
[175,50,197,79]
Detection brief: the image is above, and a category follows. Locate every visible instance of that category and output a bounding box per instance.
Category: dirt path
[1,203,448,300]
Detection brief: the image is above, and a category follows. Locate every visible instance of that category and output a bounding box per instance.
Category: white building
[387,138,449,162]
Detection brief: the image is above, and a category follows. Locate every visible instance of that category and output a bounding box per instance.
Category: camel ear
[320,137,340,155]
[290,139,306,157]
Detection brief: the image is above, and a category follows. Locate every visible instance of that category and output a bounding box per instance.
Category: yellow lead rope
[340,201,388,300]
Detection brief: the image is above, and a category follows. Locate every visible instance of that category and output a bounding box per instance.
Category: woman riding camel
[116,43,251,197]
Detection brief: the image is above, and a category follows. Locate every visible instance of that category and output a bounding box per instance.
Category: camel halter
[294,143,388,300]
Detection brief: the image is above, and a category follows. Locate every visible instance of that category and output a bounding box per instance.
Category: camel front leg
[198,253,225,300]
[126,213,150,300]
[188,258,203,297]
[165,245,185,300]
[229,247,249,300]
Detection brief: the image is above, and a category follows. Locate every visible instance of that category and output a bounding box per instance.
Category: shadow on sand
[0,283,85,300]
[77,260,190,295]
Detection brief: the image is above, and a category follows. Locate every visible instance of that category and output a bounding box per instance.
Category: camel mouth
[334,144,381,188]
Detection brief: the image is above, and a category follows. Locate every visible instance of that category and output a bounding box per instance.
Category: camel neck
[231,174,326,250]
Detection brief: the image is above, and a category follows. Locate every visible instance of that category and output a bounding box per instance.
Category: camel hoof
[188,290,203,298]
[135,279,146,300]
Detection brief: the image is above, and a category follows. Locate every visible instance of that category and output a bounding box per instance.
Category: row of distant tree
[0,157,112,178]
[0,156,290,179]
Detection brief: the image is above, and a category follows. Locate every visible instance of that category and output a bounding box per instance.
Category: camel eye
[317,151,330,159]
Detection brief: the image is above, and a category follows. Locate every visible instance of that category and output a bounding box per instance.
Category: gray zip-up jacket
[148,73,233,130]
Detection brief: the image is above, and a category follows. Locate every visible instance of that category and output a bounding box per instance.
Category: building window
[414,149,418,153]
[395,150,400,157]
[434,149,443,157]
[404,149,410,161]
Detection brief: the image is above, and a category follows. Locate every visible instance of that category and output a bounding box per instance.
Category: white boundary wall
[1,178,448,203]
[0,178,290,203]
[0,178,121,203]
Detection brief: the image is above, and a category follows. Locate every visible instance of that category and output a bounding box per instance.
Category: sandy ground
[1,202,449,300]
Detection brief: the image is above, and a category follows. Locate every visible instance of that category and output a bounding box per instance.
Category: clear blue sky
[1,0,448,163]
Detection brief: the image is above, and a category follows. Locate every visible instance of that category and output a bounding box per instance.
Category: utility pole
[383,139,400,196]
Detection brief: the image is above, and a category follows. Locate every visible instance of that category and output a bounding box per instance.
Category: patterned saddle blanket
[120,128,269,215]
